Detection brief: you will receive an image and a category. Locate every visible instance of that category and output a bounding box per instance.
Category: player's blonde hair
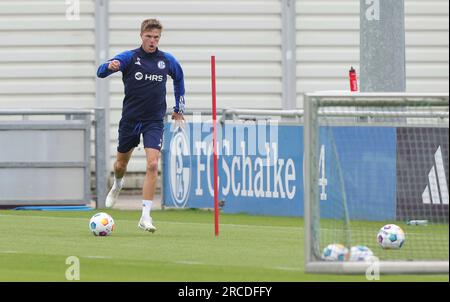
[141,19,163,34]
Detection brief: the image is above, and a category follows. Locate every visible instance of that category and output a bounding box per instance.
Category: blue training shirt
[97,47,185,122]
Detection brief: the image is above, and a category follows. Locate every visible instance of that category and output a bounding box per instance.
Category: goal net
[304,92,449,274]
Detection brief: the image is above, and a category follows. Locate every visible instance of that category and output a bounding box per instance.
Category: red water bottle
[349,66,358,92]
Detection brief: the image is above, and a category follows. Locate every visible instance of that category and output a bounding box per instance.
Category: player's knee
[146,159,158,174]
[114,160,128,173]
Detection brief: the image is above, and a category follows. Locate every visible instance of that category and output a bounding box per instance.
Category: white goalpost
[304,92,449,274]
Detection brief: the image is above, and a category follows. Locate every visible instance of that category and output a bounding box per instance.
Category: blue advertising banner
[162,122,396,220]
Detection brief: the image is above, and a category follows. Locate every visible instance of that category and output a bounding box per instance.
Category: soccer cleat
[105,179,124,208]
[138,217,157,233]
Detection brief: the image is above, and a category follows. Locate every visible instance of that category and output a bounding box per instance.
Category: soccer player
[96,19,185,232]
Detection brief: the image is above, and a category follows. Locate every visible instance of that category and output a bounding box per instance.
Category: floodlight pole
[360,0,406,92]
[281,0,297,109]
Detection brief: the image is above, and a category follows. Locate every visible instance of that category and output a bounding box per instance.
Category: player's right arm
[96,50,134,78]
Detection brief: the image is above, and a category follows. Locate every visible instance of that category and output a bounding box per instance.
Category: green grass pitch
[0,209,448,282]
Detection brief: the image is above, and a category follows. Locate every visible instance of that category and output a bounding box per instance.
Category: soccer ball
[377,224,405,249]
[349,245,375,261]
[322,244,349,261]
[89,212,115,236]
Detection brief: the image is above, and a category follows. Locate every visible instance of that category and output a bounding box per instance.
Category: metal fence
[0,109,107,208]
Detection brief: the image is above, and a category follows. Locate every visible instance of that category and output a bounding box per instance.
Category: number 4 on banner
[319,145,327,200]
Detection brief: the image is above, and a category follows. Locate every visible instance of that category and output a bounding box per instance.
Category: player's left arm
[165,53,186,121]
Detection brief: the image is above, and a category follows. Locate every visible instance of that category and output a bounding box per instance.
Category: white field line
[84,255,114,259]
[0,250,21,254]
[273,266,302,271]
[0,214,302,232]
[1,214,439,236]
[174,260,204,265]
[0,249,301,272]
[172,260,302,272]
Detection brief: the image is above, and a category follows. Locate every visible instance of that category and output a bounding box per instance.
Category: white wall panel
[0,0,96,108]
[296,0,449,108]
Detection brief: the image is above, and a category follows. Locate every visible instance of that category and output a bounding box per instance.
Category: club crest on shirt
[157,60,166,69]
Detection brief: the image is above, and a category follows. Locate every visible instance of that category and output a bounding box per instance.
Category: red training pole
[211,55,219,237]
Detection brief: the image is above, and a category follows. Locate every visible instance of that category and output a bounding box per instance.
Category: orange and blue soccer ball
[89,212,115,236]
[349,245,375,261]
[321,243,350,261]
[377,224,405,249]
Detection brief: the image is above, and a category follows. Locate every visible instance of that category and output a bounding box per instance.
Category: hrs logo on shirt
[134,72,164,82]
